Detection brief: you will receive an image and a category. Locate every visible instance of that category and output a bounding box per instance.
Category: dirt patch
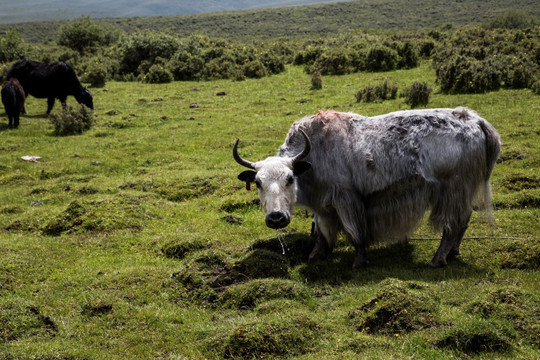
[219,315,321,359]
[251,233,315,266]
[170,248,292,306]
[156,177,219,202]
[349,278,439,334]
[497,150,525,164]
[494,189,540,209]
[0,300,57,342]
[81,302,113,317]
[220,199,260,213]
[498,241,540,270]
[161,238,209,260]
[500,175,539,192]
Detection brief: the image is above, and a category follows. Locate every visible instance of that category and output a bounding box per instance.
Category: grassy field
[0,62,539,359]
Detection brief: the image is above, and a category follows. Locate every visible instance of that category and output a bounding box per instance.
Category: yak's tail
[477,118,501,223]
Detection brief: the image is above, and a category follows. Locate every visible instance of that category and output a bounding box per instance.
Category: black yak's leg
[308,215,338,262]
[14,113,19,128]
[8,115,13,129]
[46,97,55,114]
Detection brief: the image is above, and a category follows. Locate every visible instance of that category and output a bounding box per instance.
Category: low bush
[402,81,432,108]
[49,104,95,136]
[355,80,398,103]
[310,68,322,90]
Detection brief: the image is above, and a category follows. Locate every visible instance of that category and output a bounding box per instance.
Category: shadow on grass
[251,233,488,286]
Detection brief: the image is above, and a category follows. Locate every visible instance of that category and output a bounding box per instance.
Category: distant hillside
[2,0,539,43]
[0,0,351,24]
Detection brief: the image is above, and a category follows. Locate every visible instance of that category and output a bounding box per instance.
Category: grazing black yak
[1,78,25,129]
[6,60,93,114]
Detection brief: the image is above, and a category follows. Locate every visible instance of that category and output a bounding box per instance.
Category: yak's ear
[293,161,311,176]
[238,170,256,183]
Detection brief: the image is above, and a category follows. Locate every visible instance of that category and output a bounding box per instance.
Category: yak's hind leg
[428,204,473,268]
[308,214,339,262]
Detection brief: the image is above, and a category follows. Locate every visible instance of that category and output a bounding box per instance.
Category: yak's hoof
[447,248,461,259]
[308,244,329,262]
[427,258,447,268]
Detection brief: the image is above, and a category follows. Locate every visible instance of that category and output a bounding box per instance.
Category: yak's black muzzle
[265,211,290,229]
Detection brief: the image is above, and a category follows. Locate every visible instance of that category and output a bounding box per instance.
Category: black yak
[233,108,500,268]
[1,78,25,129]
[6,60,93,114]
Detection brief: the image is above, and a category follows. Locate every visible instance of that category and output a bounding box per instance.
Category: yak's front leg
[308,214,339,262]
[46,97,56,114]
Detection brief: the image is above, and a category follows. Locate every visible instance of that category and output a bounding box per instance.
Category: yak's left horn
[233,139,256,169]
[291,129,311,164]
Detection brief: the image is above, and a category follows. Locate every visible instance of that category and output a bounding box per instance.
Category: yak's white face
[233,130,312,229]
[252,157,298,229]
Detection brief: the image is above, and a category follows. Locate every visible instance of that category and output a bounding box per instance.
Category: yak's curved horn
[233,139,256,169]
[291,129,311,164]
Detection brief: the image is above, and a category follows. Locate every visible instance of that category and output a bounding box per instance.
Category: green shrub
[57,16,118,54]
[0,29,26,63]
[119,31,181,75]
[167,51,204,81]
[143,63,173,83]
[365,45,399,72]
[402,81,432,108]
[81,61,108,87]
[242,60,267,78]
[397,41,419,69]
[355,80,398,103]
[49,104,95,136]
[311,48,353,75]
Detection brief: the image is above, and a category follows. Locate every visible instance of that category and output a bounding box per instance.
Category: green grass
[0,62,539,359]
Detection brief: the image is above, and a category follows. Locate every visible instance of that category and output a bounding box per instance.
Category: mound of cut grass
[467,286,540,346]
[435,318,516,354]
[219,278,313,310]
[349,278,439,334]
[220,314,321,359]
[41,195,153,235]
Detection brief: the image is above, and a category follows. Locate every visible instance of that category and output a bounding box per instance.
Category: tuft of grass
[161,238,209,260]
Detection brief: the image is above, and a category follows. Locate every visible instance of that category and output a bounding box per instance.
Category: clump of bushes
[57,16,119,54]
[142,63,173,83]
[434,27,540,93]
[402,81,432,108]
[349,278,440,334]
[49,104,95,136]
[355,80,398,103]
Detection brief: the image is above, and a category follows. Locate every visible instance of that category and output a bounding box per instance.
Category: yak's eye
[286,175,294,186]
[255,179,262,189]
